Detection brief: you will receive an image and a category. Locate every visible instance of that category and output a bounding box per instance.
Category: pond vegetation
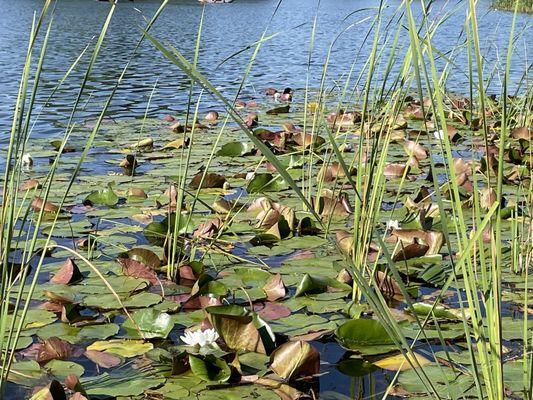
[492,0,533,13]
[0,0,531,399]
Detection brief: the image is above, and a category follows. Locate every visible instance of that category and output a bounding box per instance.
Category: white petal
[181,331,198,346]
[433,130,445,140]
[386,220,400,230]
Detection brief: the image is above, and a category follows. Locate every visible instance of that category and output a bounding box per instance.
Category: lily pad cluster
[5,85,532,400]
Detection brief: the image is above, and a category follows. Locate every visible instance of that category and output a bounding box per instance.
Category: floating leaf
[373,352,430,371]
[84,350,123,369]
[83,371,165,397]
[217,141,253,157]
[189,355,231,383]
[335,319,397,354]
[266,105,290,115]
[247,173,288,193]
[44,360,85,380]
[270,340,319,380]
[122,308,173,339]
[144,213,189,244]
[86,339,153,358]
[50,258,83,285]
[84,184,119,206]
[295,274,350,297]
[189,172,227,189]
[336,357,377,377]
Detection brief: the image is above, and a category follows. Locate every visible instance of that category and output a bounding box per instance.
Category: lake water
[0,1,530,398]
[0,0,530,142]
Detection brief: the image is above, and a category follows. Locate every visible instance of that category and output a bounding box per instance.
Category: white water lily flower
[386,220,400,230]
[433,130,445,140]
[22,153,33,166]
[180,328,219,348]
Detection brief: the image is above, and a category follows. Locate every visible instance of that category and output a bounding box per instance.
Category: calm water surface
[0,0,530,142]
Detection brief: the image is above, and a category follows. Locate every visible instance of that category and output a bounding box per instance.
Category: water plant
[0,0,531,399]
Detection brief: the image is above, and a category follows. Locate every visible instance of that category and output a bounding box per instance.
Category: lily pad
[335,319,397,355]
[122,308,173,339]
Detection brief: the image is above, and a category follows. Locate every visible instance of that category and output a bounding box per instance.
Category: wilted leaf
[50,259,83,285]
[118,258,158,285]
[84,350,123,369]
[189,172,227,189]
[375,271,402,297]
[206,305,274,354]
[373,352,430,371]
[336,230,354,255]
[36,337,73,363]
[31,198,60,213]
[163,137,189,150]
[270,341,319,380]
[392,243,429,261]
[130,137,153,149]
[384,164,408,178]
[262,273,286,302]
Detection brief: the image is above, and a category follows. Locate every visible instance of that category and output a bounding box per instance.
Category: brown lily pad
[84,350,123,369]
[36,337,73,363]
[262,273,286,302]
[50,259,83,285]
[31,198,60,213]
[392,243,429,261]
[270,341,320,380]
[189,172,227,190]
[118,258,158,285]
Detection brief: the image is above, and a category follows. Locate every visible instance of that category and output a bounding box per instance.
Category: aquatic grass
[0,0,531,398]
[143,5,323,226]
[0,0,171,391]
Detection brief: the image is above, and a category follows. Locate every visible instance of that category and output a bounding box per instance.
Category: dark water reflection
[0,0,531,143]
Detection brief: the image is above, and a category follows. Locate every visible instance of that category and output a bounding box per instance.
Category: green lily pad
[335,319,397,355]
[86,339,153,357]
[247,173,289,193]
[85,183,119,206]
[44,360,85,380]
[189,354,231,383]
[122,308,174,339]
[217,141,253,157]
